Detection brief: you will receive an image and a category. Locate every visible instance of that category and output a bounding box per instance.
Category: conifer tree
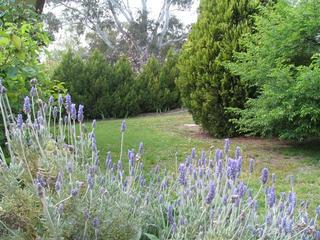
[177,0,260,137]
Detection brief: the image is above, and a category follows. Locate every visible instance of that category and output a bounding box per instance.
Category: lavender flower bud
[105,151,112,169]
[227,158,238,181]
[36,182,44,198]
[235,146,241,159]
[23,96,31,114]
[30,78,37,86]
[215,159,223,177]
[30,86,37,97]
[249,159,254,173]
[58,94,63,107]
[224,139,230,154]
[191,148,196,159]
[71,187,79,197]
[16,114,23,129]
[53,106,58,118]
[70,103,76,120]
[92,119,96,129]
[65,94,72,113]
[66,161,73,173]
[288,191,296,206]
[272,173,276,184]
[315,231,320,240]
[178,164,187,186]
[267,187,276,208]
[48,96,54,106]
[121,120,126,132]
[78,104,84,123]
[261,168,269,185]
[205,181,216,204]
[92,217,100,229]
[167,205,174,226]
[55,180,61,193]
[200,150,206,166]
[138,142,144,155]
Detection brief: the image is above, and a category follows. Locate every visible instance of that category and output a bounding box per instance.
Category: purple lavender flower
[92,217,100,229]
[53,106,58,118]
[215,149,221,161]
[65,94,72,113]
[215,159,223,177]
[70,103,77,120]
[227,158,238,181]
[224,139,230,154]
[35,181,44,198]
[117,160,123,171]
[205,181,216,204]
[138,142,144,155]
[315,231,320,240]
[58,94,63,107]
[265,213,272,226]
[272,173,276,184]
[30,78,37,86]
[121,120,126,132]
[200,150,206,166]
[191,148,196,159]
[66,161,73,174]
[178,164,187,186]
[55,180,61,193]
[267,187,276,208]
[261,168,269,185]
[16,114,23,129]
[23,96,31,114]
[288,191,296,206]
[105,151,112,169]
[235,146,241,159]
[48,96,54,106]
[237,182,247,198]
[30,86,37,97]
[87,174,94,190]
[249,159,254,173]
[128,149,135,167]
[167,204,174,225]
[77,104,84,123]
[92,119,96,129]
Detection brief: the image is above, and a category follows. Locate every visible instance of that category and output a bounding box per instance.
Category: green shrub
[177,0,261,137]
[228,0,320,140]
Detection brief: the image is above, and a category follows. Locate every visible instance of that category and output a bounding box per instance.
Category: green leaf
[11,34,22,50]
[7,66,18,78]
[143,233,159,240]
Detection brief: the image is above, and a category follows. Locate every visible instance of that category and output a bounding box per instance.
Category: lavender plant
[0,81,319,239]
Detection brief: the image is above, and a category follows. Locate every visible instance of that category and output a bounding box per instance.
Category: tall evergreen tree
[177,0,260,137]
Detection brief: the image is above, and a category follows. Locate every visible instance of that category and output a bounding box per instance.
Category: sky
[44,0,199,51]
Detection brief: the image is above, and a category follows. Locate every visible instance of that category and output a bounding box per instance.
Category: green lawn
[95,110,320,210]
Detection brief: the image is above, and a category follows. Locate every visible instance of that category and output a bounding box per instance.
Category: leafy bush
[52,49,181,119]
[177,0,260,137]
[228,0,320,140]
[0,82,319,239]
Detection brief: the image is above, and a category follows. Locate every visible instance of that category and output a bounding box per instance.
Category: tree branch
[160,33,188,48]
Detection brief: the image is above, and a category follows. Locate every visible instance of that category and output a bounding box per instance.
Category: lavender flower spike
[48,95,54,106]
[58,94,63,107]
[16,114,23,129]
[65,94,72,113]
[205,181,216,204]
[121,120,126,132]
[30,86,37,97]
[249,159,254,173]
[224,138,230,154]
[70,103,77,120]
[23,96,31,114]
[261,168,269,185]
[167,204,174,226]
[78,104,84,123]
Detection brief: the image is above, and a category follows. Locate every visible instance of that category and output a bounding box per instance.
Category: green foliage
[0,1,50,110]
[228,0,320,140]
[177,0,260,137]
[52,49,181,119]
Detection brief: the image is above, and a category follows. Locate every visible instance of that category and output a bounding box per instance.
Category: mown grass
[95,110,320,211]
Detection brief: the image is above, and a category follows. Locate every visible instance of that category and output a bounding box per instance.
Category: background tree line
[51,49,180,119]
